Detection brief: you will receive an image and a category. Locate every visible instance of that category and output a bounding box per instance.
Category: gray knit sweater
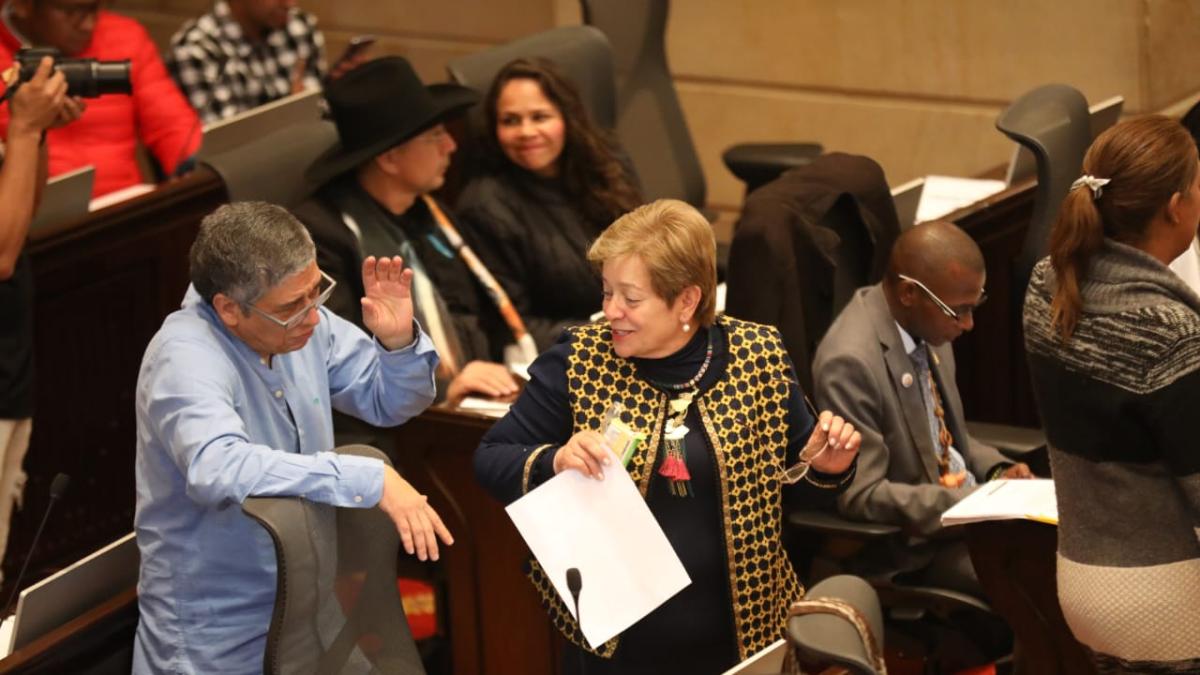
[1024,240,1200,673]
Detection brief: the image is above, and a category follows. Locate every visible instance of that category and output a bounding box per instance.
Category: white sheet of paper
[456,396,512,418]
[505,451,691,648]
[88,183,156,211]
[916,175,1006,223]
[940,478,1058,526]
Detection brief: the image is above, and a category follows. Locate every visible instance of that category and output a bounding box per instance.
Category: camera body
[14,47,131,98]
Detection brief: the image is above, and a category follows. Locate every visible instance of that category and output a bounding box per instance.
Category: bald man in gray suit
[813,221,1031,597]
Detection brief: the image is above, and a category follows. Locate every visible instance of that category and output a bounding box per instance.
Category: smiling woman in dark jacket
[455,58,642,350]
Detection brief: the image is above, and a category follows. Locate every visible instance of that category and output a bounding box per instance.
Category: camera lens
[61,60,132,98]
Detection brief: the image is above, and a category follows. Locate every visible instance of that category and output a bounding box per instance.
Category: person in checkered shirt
[167,0,336,124]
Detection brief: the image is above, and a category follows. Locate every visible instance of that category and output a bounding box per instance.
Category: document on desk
[457,396,512,418]
[916,175,1007,223]
[505,451,691,648]
[941,478,1058,526]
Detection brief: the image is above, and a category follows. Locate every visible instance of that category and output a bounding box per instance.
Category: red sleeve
[127,20,200,174]
[0,41,15,141]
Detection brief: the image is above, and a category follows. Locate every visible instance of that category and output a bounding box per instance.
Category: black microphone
[4,473,70,617]
[566,567,585,675]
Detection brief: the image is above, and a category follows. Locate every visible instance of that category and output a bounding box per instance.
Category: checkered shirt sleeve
[167,9,326,124]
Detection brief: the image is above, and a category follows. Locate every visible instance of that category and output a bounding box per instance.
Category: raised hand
[361,255,415,350]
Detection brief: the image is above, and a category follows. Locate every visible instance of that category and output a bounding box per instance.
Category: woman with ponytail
[1023,115,1200,673]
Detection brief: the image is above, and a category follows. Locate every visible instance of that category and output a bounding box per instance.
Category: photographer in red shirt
[0,0,200,197]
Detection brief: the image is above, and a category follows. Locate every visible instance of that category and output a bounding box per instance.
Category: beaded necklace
[642,330,714,497]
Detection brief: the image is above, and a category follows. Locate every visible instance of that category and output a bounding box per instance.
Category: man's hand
[361,255,415,351]
[804,410,860,475]
[445,361,519,403]
[377,466,453,561]
[1000,462,1034,479]
[289,56,310,95]
[328,48,370,81]
[8,57,68,138]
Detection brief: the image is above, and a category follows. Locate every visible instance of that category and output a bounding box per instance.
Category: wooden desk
[965,520,1094,675]
[392,407,559,675]
[0,587,138,675]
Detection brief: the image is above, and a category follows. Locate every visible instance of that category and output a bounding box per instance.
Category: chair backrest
[243,445,426,675]
[785,574,886,675]
[1182,96,1200,148]
[824,196,874,317]
[726,153,900,393]
[995,84,1090,299]
[582,0,706,207]
[201,119,339,208]
[446,25,617,132]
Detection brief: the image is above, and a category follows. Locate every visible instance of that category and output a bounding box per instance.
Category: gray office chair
[446,25,616,132]
[201,119,339,207]
[242,445,426,675]
[786,575,887,675]
[995,84,1091,302]
[581,0,822,199]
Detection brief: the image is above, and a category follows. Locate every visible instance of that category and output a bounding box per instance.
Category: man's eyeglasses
[897,273,986,321]
[246,271,337,330]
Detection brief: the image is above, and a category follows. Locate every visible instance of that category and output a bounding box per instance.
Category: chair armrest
[787,509,901,539]
[721,142,823,192]
[966,421,1046,457]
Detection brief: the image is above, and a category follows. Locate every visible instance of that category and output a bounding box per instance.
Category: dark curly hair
[482,58,642,230]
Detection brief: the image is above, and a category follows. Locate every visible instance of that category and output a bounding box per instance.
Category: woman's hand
[552,430,611,480]
[803,410,860,475]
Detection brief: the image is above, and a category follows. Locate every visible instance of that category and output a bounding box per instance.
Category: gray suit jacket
[813,284,1008,537]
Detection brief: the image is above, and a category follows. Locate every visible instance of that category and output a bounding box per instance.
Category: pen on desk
[985,480,1007,496]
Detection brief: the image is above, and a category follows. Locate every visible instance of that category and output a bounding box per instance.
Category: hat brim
[304,83,480,186]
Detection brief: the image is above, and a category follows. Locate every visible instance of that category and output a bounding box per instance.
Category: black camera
[14,47,131,98]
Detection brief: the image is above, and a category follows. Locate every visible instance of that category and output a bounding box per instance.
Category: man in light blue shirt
[132,201,447,674]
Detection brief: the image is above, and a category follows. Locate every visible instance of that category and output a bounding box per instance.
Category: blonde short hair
[587,199,717,326]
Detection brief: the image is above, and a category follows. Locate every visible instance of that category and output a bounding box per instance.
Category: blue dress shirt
[131,287,437,674]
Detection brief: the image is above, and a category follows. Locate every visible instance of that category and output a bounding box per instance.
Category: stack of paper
[456,396,512,418]
[940,478,1058,526]
[916,175,1007,223]
[505,452,691,648]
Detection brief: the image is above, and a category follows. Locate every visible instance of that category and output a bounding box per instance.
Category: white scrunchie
[1070,174,1111,200]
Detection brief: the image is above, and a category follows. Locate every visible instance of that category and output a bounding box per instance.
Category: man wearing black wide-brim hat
[295,56,521,405]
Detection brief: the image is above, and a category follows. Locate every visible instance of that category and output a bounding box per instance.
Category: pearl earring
[683,322,691,333]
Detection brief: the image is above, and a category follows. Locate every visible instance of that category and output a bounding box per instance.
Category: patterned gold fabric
[527,316,804,660]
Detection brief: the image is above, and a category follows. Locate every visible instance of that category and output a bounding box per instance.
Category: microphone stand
[3,473,70,618]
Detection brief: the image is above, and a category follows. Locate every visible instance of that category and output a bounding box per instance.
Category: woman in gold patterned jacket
[473,199,861,675]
